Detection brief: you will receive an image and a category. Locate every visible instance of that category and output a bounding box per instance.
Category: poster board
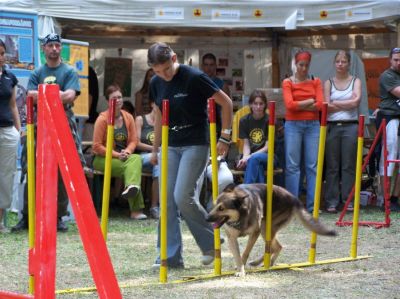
[363,57,389,114]
[40,39,89,117]
[1,10,39,127]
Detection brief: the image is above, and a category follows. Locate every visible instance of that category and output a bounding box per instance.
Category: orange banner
[363,57,389,112]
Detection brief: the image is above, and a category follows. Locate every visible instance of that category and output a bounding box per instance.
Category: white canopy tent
[1,1,399,33]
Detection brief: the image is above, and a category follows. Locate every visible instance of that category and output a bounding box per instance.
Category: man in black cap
[12,33,85,232]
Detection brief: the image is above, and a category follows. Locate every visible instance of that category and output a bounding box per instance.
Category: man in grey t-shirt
[378,47,400,211]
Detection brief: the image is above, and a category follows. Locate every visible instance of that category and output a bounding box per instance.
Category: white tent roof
[1,1,399,29]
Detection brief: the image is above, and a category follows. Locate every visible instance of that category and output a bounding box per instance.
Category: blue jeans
[140,152,159,177]
[155,145,213,267]
[244,152,268,184]
[284,120,320,212]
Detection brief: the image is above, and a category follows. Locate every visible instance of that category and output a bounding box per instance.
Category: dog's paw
[234,271,246,277]
[248,258,263,267]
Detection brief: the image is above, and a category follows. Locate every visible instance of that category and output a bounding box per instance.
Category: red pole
[34,84,59,299]
[41,84,122,298]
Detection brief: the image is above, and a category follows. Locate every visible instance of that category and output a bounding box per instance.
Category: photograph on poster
[224,78,233,86]
[232,68,242,77]
[235,80,243,91]
[232,93,242,102]
[1,34,34,70]
[216,68,226,77]
[218,58,228,67]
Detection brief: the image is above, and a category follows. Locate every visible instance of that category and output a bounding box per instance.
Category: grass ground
[0,206,399,299]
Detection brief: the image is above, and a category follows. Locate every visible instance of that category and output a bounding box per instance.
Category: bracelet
[218,136,231,145]
[221,128,232,135]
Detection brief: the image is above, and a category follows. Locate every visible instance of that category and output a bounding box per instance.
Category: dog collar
[226,220,241,230]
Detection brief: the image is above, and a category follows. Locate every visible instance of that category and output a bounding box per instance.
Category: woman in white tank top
[324,50,362,213]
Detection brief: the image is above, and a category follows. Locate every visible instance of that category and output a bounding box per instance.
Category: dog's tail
[294,205,337,237]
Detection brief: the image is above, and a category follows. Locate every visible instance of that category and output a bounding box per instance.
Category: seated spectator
[236,90,273,184]
[134,69,155,116]
[135,99,160,219]
[92,84,147,220]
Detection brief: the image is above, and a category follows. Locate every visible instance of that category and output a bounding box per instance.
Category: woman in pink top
[282,50,323,212]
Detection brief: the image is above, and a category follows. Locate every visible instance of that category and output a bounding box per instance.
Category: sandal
[326,207,337,213]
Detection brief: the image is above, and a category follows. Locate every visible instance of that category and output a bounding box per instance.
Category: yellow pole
[26,96,35,294]
[100,99,116,241]
[351,115,365,258]
[160,100,169,283]
[209,99,221,275]
[264,101,275,269]
[308,103,327,264]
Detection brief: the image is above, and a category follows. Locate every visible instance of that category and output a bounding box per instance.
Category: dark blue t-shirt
[150,64,219,146]
[0,69,18,127]
[239,113,269,153]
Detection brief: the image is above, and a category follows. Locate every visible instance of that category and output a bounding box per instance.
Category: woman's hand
[119,149,129,161]
[150,151,158,166]
[236,155,250,169]
[216,140,229,157]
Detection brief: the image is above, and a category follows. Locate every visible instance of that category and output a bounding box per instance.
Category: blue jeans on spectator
[155,145,214,267]
[140,152,159,178]
[284,120,320,212]
[244,152,268,184]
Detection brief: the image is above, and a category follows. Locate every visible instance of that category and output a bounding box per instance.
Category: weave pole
[308,103,327,263]
[100,99,116,240]
[160,99,169,283]
[264,101,275,269]
[26,96,35,294]
[351,115,365,258]
[336,119,390,228]
[208,98,222,275]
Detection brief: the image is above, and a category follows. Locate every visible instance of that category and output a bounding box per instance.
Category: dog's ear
[234,194,249,209]
[222,183,236,193]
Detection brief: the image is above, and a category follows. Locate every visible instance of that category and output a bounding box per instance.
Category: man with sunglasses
[12,34,84,232]
[377,47,400,211]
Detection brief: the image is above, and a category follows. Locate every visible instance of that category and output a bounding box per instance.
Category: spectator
[282,50,323,213]
[92,84,147,220]
[0,39,21,233]
[236,90,272,184]
[12,34,84,232]
[201,53,233,210]
[376,47,400,211]
[134,69,155,116]
[324,50,361,213]
[148,42,232,268]
[81,64,99,141]
[135,98,160,219]
[202,53,231,134]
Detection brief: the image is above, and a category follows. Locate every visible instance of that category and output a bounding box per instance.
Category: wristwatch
[221,128,232,135]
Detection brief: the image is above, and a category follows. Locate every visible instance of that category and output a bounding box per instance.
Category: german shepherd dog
[206,183,337,277]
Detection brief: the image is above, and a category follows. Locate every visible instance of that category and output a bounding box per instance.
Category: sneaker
[130,212,147,220]
[390,201,400,212]
[11,216,28,232]
[326,207,337,214]
[201,254,214,265]
[151,261,184,270]
[121,185,139,200]
[57,218,68,232]
[149,207,159,219]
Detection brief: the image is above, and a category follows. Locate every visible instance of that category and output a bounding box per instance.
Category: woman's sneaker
[150,207,159,219]
[121,185,140,199]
